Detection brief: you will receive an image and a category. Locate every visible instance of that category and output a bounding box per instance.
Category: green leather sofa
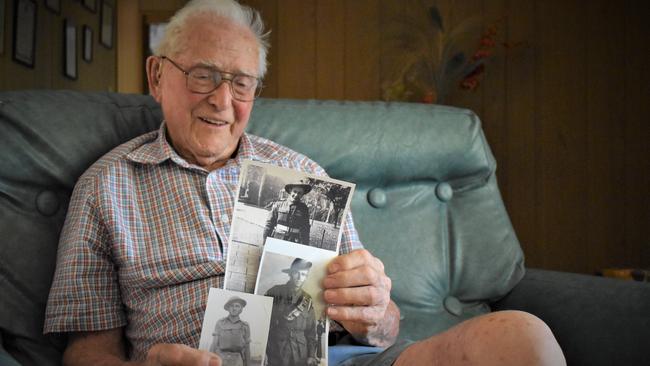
[1,90,648,365]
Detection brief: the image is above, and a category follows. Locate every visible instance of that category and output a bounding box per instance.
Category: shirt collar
[126,121,270,171]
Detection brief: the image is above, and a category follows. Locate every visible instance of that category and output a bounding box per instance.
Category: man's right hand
[63,329,221,366]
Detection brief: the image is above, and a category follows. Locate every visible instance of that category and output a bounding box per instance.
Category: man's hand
[322,249,400,347]
[63,329,221,366]
[141,344,221,366]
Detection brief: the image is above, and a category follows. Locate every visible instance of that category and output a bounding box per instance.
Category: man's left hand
[323,249,400,347]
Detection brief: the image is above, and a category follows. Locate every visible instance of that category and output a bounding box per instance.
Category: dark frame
[99,0,113,48]
[44,0,60,14]
[12,0,37,68]
[82,0,96,13]
[0,0,6,55]
[82,25,93,62]
[63,18,77,80]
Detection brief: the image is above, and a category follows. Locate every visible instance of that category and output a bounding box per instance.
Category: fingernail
[328,307,338,316]
[210,357,221,366]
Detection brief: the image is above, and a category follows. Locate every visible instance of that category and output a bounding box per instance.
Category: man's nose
[206,81,232,108]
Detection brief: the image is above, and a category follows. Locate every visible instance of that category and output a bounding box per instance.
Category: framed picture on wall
[99,0,113,48]
[82,25,93,62]
[45,0,60,14]
[12,0,37,68]
[0,0,6,55]
[63,19,77,79]
[82,0,96,13]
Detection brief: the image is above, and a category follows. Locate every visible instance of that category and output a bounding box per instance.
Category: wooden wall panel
[585,0,627,269]
[537,0,589,272]
[277,0,316,98]
[344,0,380,100]
[503,0,539,267]
[624,0,650,269]
[315,0,345,100]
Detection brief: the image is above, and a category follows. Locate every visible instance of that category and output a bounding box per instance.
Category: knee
[476,310,566,366]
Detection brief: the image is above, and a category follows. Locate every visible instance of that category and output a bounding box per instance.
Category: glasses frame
[160,56,263,102]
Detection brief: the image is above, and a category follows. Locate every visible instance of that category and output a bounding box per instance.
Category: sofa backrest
[0,91,524,365]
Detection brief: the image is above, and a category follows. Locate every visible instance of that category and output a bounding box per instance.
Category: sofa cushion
[0,91,524,363]
[246,99,525,340]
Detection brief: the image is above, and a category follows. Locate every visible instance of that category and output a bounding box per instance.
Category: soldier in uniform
[264,258,320,366]
[210,296,251,366]
[263,180,312,245]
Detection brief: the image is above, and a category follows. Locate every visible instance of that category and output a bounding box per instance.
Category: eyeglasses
[160,56,263,102]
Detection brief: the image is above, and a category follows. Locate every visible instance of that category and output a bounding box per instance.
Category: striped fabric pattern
[44,123,363,360]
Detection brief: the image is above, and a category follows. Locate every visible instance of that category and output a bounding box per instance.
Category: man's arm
[322,249,400,347]
[262,204,278,242]
[63,329,221,366]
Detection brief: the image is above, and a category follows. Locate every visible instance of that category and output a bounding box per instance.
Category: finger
[329,249,383,274]
[323,284,390,307]
[323,265,391,290]
[149,343,221,366]
[326,304,385,325]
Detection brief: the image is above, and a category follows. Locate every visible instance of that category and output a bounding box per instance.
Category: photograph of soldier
[265,258,320,366]
[198,288,273,366]
[262,179,312,245]
[210,296,251,366]
[225,161,354,293]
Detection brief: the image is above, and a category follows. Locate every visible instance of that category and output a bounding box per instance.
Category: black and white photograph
[12,0,37,67]
[82,25,92,62]
[254,240,337,366]
[198,287,273,366]
[0,0,5,55]
[63,19,77,79]
[99,0,113,48]
[224,160,355,293]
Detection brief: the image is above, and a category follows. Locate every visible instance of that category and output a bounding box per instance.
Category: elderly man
[44,0,566,365]
[263,180,312,245]
[265,258,319,366]
[210,296,250,366]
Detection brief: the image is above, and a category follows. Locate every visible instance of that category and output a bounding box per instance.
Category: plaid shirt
[44,122,363,360]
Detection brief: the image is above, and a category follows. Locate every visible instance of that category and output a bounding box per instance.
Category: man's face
[149,15,259,170]
[228,302,243,316]
[289,187,306,203]
[289,269,309,288]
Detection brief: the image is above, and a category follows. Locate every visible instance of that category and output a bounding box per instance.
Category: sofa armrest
[491,268,650,366]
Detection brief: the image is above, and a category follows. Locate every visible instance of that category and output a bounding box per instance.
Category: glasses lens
[187,67,218,93]
[231,75,259,100]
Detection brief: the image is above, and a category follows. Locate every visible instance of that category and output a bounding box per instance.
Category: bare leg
[394,310,566,366]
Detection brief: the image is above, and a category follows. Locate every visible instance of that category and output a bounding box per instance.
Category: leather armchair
[1,90,648,365]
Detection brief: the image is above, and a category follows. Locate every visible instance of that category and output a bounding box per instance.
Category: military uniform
[264,200,311,245]
[265,282,319,366]
[210,317,251,366]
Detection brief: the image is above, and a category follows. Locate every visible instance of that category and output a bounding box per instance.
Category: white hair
[154,0,270,78]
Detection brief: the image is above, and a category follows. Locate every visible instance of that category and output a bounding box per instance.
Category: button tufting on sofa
[435,182,453,202]
[35,190,60,217]
[443,296,463,316]
[367,188,387,208]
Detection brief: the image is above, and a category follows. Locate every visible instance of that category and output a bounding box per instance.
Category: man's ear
[146,56,163,101]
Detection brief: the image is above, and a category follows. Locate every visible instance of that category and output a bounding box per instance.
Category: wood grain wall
[239,0,650,274]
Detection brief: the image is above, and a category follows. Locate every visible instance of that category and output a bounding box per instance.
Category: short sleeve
[338,211,364,255]
[44,176,127,333]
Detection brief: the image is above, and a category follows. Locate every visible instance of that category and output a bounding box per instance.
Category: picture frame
[44,0,60,14]
[99,0,113,48]
[12,0,37,68]
[0,0,6,55]
[63,19,77,80]
[82,0,96,13]
[82,25,92,62]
